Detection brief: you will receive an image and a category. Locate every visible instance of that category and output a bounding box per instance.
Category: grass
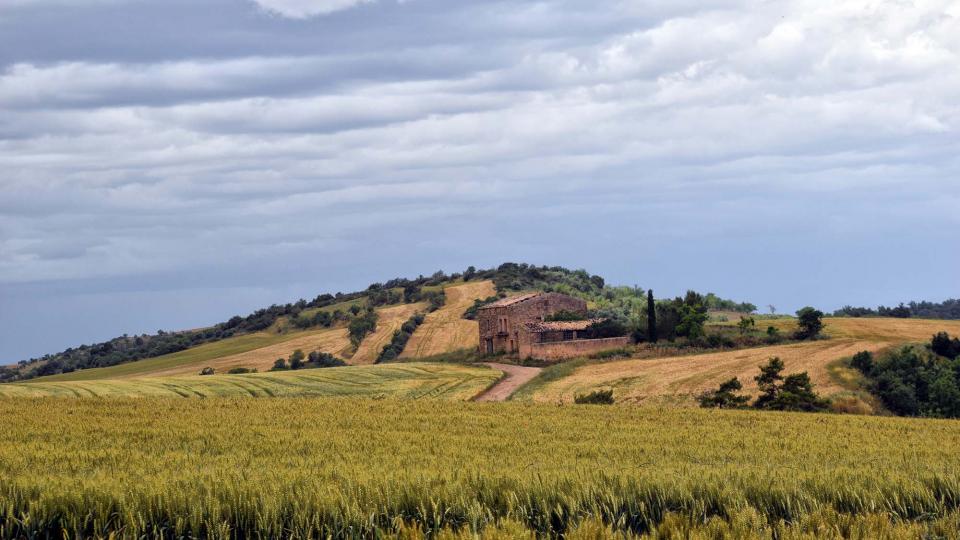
[0,363,499,399]
[3,399,960,537]
[38,330,315,382]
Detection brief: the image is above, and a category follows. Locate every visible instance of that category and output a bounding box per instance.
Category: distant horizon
[2,1,958,362]
[3,260,957,364]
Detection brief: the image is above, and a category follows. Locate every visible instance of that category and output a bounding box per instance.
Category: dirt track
[473,363,542,402]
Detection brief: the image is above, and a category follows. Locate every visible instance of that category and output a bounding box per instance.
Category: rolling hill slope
[0,363,500,400]
[399,280,496,358]
[517,317,960,405]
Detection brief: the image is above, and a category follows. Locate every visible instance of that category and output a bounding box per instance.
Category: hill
[516,317,960,407]
[0,363,499,400]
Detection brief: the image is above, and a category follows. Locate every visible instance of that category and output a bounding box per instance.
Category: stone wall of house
[520,336,631,362]
[478,293,587,355]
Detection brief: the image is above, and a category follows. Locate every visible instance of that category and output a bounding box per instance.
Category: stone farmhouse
[477,292,631,361]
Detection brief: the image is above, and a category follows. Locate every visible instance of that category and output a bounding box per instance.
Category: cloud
[251,0,377,18]
[1,0,959,360]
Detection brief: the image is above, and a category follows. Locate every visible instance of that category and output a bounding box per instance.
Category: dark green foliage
[583,319,628,339]
[647,289,657,344]
[737,316,756,335]
[227,367,256,374]
[462,296,502,320]
[271,358,288,371]
[544,310,588,322]
[574,389,614,404]
[931,332,960,360]
[289,349,305,370]
[835,299,960,320]
[878,303,912,318]
[348,310,378,347]
[858,340,960,417]
[199,367,215,376]
[425,290,446,312]
[376,313,427,363]
[703,293,757,313]
[698,377,750,409]
[305,351,346,369]
[851,351,875,374]
[752,357,828,412]
[795,307,824,340]
[765,326,782,344]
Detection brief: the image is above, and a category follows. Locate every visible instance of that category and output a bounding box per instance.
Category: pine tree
[647,289,657,343]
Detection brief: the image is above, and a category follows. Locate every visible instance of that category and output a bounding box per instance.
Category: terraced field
[522,317,960,406]
[0,363,500,400]
[351,302,426,364]
[399,280,496,358]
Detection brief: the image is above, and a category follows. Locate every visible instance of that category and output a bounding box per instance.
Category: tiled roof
[478,292,541,309]
[523,319,604,332]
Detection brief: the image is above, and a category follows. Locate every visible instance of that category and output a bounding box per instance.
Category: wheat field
[2,398,960,538]
[0,363,499,400]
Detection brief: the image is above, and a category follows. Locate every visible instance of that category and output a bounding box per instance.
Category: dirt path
[473,363,542,402]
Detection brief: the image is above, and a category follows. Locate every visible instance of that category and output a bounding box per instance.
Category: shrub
[377,313,426,363]
[306,351,346,368]
[271,358,288,371]
[227,367,256,374]
[199,367,215,376]
[753,357,828,412]
[289,349,305,370]
[545,310,588,322]
[584,319,627,339]
[348,310,379,347]
[795,307,824,340]
[851,351,874,374]
[931,332,960,360]
[698,377,750,409]
[574,389,614,404]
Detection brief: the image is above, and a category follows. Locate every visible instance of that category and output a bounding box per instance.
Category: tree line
[834,299,960,320]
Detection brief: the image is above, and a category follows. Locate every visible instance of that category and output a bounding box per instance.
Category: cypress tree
[647,289,657,343]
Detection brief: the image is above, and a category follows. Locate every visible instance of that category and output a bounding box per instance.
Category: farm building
[477,292,630,361]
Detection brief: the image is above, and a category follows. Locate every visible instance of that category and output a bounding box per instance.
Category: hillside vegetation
[0,363,498,400]
[3,398,960,538]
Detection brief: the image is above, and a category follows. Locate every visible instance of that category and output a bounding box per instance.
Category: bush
[377,313,426,363]
[931,332,960,360]
[271,358,288,371]
[348,310,379,347]
[306,351,346,368]
[289,349,305,370]
[794,307,824,340]
[545,310,588,322]
[698,377,750,409]
[851,351,874,374]
[583,319,627,339]
[753,357,828,412]
[574,389,614,405]
[227,367,256,374]
[199,367,215,376]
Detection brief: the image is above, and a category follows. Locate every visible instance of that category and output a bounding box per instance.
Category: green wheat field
[3,397,960,538]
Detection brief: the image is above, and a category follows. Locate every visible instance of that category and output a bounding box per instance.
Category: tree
[199,367,215,376]
[795,307,824,340]
[272,358,288,371]
[931,332,960,360]
[772,373,829,412]
[698,377,750,409]
[850,350,874,374]
[647,290,657,343]
[463,266,476,281]
[768,305,776,315]
[753,357,785,409]
[289,349,305,370]
[676,304,708,339]
[737,316,756,335]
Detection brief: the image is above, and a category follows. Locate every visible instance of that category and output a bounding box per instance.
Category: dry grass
[526,339,891,405]
[400,280,496,359]
[528,317,960,406]
[148,327,353,376]
[757,317,960,342]
[351,302,427,364]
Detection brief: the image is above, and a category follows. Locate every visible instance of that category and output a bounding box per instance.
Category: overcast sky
[1,0,959,362]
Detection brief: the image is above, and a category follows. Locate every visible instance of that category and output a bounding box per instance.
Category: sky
[1,0,959,362]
